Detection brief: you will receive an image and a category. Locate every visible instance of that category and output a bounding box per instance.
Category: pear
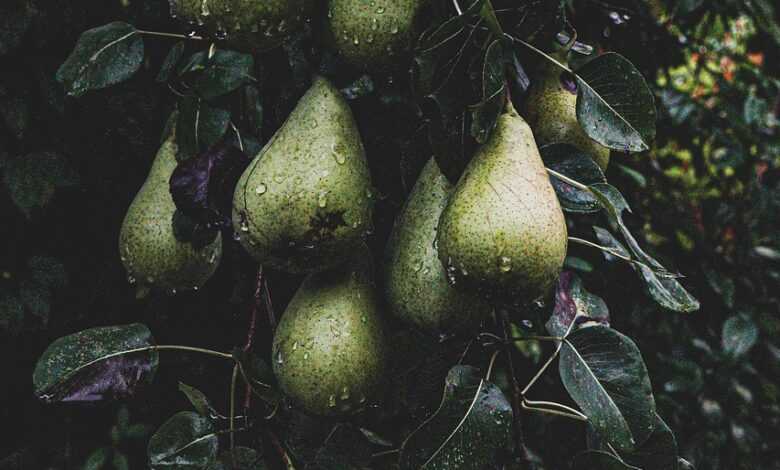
[436,103,568,303]
[272,249,386,416]
[119,121,222,294]
[169,0,312,52]
[327,0,425,69]
[524,58,611,171]
[232,77,374,274]
[384,158,491,334]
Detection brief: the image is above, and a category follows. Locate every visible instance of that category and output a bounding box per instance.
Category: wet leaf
[622,413,679,470]
[157,42,186,83]
[32,323,158,403]
[56,22,143,97]
[311,424,373,470]
[399,365,513,469]
[3,152,79,218]
[176,96,231,159]
[28,256,67,289]
[560,325,656,453]
[179,382,218,418]
[148,411,218,469]
[193,50,254,100]
[721,315,758,358]
[546,271,609,337]
[469,39,506,144]
[575,52,656,152]
[542,143,606,213]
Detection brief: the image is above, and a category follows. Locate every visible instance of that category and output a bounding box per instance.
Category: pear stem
[451,0,463,15]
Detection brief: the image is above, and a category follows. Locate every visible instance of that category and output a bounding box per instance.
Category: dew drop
[273,174,285,184]
[255,183,267,195]
[376,6,385,14]
[498,256,512,272]
[340,386,350,400]
[328,394,337,408]
[127,275,136,285]
[276,350,284,365]
[318,191,328,208]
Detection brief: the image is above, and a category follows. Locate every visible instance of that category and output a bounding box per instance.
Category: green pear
[524,58,610,171]
[436,103,568,303]
[327,0,425,69]
[119,121,222,295]
[384,158,491,334]
[232,77,374,274]
[272,250,386,416]
[169,0,312,52]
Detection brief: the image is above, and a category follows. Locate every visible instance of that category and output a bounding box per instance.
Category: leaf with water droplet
[148,411,218,469]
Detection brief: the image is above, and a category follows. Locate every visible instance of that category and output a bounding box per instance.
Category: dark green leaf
[176,97,231,159]
[242,85,263,138]
[179,382,218,418]
[3,152,79,217]
[208,447,266,470]
[615,164,647,188]
[56,22,143,97]
[479,1,503,36]
[560,325,656,452]
[623,413,679,470]
[194,50,254,100]
[20,279,50,323]
[311,424,373,470]
[157,42,186,83]
[564,256,594,273]
[572,450,637,469]
[469,39,506,143]
[546,271,609,337]
[542,143,606,213]
[27,256,67,289]
[32,323,158,403]
[82,447,111,470]
[148,411,218,469]
[722,315,758,358]
[399,365,513,469]
[113,452,130,470]
[575,53,656,152]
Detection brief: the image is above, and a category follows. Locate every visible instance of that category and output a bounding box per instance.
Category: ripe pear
[327,0,425,69]
[232,77,374,274]
[169,0,312,52]
[384,158,491,334]
[119,121,222,294]
[524,58,611,171]
[436,103,568,303]
[272,250,386,416]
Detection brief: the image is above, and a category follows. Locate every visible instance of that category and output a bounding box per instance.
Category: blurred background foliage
[0,0,778,469]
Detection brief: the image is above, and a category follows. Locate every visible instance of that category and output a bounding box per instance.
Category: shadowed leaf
[542,143,606,213]
[546,271,609,337]
[148,411,218,469]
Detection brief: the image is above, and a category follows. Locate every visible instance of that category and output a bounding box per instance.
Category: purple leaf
[169,141,249,231]
[32,324,158,403]
[546,272,609,337]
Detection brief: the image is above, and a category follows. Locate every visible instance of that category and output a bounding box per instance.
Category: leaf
[27,256,67,289]
[542,143,606,213]
[622,413,679,470]
[575,52,656,152]
[148,411,218,469]
[179,382,218,418]
[311,424,373,470]
[3,152,79,217]
[559,325,656,452]
[479,1,503,36]
[157,42,186,83]
[208,447,266,470]
[82,447,111,470]
[32,323,159,403]
[546,271,609,338]
[233,350,281,406]
[176,97,231,159]
[20,279,51,323]
[399,365,513,470]
[0,294,24,333]
[572,450,637,469]
[469,39,506,144]
[56,22,143,97]
[721,315,759,358]
[193,50,255,100]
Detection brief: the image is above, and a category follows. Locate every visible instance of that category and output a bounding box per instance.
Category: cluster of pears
[168,0,426,69]
[524,53,611,170]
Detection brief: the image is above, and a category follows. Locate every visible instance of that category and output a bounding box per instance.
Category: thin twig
[521,401,588,421]
[229,364,239,450]
[242,267,264,412]
[500,311,528,460]
[485,349,501,381]
[546,167,590,191]
[137,29,204,40]
[523,399,588,420]
[452,0,463,15]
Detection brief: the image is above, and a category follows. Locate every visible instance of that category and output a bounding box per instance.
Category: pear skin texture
[119,131,222,294]
[232,77,374,274]
[384,158,491,334]
[272,257,386,417]
[436,106,568,303]
[327,0,424,70]
[170,0,312,52]
[525,61,610,171]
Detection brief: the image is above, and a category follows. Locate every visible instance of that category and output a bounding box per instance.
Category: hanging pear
[119,120,222,295]
[327,0,425,70]
[524,57,611,170]
[169,0,313,52]
[232,77,374,274]
[384,158,491,334]
[272,249,386,416]
[436,102,568,303]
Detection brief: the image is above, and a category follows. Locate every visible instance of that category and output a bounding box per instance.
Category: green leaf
[615,164,647,188]
[176,97,231,159]
[179,382,218,418]
[399,365,513,469]
[112,451,130,470]
[572,450,637,469]
[469,39,506,144]
[564,256,594,273]
[575,53,656,152]
[148,411,218,469]
[3,152,79,217]
[622,413,679,470]
[208,448,266,470]
[193,50,254,100]
[157,42,186,83]
[312,424,373,469]
[56,22,143,97]
[479,1,503,36]
[82,447,111,470]
[542,143,606,213]
[32,323,159,403]
[721,315,759,358]
[560,325,656,453]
